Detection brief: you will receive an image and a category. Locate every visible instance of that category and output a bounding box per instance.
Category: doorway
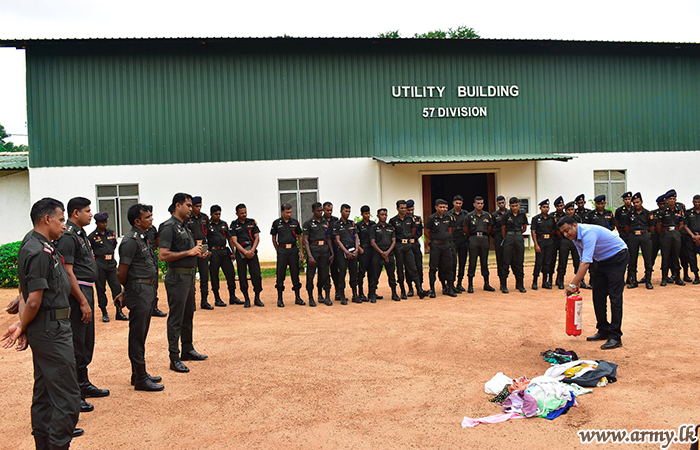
[421,173,496,219]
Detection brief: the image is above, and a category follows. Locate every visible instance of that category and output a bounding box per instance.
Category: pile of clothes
[462,350,617,428]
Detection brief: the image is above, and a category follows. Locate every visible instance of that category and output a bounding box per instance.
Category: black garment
[271,217,303,291]
[649,208,662,270]
[146,225,162,309]
[19,231,80,448]
[557,238,580,277]
[627,208,654,279]
[684,208,700,273]
[88,228,121,309]
[574,208,591,224]
[615,205,632,242]
[87,228,118,256]
[333,218,359,293]
[591,250,629,340]
[502,211,528,283]
[306,244,329,291]
[185,213,210,301]
[356,219,376,290]
[370,222,397,290]
[356,219,376,247]
[208,220,237,298]
[389,214,420,288]
[370,221,396,251]
[447,208,469,283]
[425,212,455,241]
[426,212,455,283]
[231,218,263,294]
[409,214,425,285]
[586,210,616,230]
[324,215,341,292]
[158,216,198,268]
[208,219,231,248]
[531,213,557,276]
[466,211,492,279]
[657,205,685,278]
[56,221,99,282]
[492,209,508,280]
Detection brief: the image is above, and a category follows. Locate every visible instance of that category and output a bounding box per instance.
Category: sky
[1,0,698,147]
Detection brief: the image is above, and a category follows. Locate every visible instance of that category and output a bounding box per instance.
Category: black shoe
[340,297,347,305]
[455,284,466,293]
[244,298,251,308]
[676,278,686,286]
[600,338,622,350]
[115,309,128,321]
[181,349,208,361]
[406,288,414,297]
[531,281,538,290]
[429,289,436,298]
[518,286,527,293]
[134,376,165,391]
[101,313,110,323]
[467,284,474,294]
[152,307,167,317]
[277,299,285,307]
[214,298,227,307]
[360,294,369,302]
[81,382,110,398]
[446,287,457,298]
[417,288,427,299]
[580,280,591,289]
[309,298,317,307]
[131,373,162,386]
[646,281,654,289]
[351,295,362,304]
[369,294,377,303]
[376,295,384,300]
[325,298,333,306]
[586,332,610,341]
[295,298,306,306]
[80,399,94,412]
[627,281,637,289]
[170,360,189,373]
[660,278,667,287]
[400,291,407,300]
[484,284,495,292]
[683,274,693,283]
[335,292,342,301]
[694,275,700,285]
[254,298,265,307]
[200,301,214,310]
[229,296,245,305]
[73,428,85,438]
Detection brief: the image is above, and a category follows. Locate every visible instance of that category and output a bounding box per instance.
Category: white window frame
[593,170,627,210]
[278,178,319,224]
[95,184,140,237]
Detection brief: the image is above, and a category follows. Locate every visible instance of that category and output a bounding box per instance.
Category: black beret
[621,191,632,198]
[554,196,564,206]
[192,196,202,205]
[168,204,174,213]
[594,194,606,202]
[539,199,549,207]
[575,194,585,202]
[565,201,575,209]
[632,192,642,201]
[406,199,415,208]
[656,194,666,203]
[664,189,677,199]
[94,212,108,222]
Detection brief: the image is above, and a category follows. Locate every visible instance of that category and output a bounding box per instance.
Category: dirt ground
[0,256,698,450]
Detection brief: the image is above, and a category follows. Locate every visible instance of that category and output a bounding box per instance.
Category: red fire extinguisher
[566,293,583,336]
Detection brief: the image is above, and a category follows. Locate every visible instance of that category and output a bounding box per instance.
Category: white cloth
[484,372,513,394]
[525,376,574,416]
[543,360,599,381]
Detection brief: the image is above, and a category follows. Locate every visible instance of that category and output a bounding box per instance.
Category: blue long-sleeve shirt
[573,224,628,263]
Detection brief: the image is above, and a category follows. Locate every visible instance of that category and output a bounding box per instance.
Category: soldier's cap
[146,205,153,212]
[509,197,519,205]
[94,212,108,222]
[168,204,174,213]
[192,196,203,205]
[360,205,371,213]
[656,194,666,204]
[575,194,585,202]
[405,199,415,208]
[632,192,642,201]
[621,191,632,199]
[554,196,564,206]
[664,189,677,199]
[565,201,575,209]
[539,199,549,207]
[496,195,506,202]
[594,194,606,203]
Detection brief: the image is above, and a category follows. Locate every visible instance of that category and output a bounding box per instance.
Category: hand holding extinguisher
[566,285,583,336]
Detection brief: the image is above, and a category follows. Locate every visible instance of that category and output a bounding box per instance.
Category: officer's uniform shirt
[575,208,591,224]
[492,209,507,236]
[615,206,632,231]
[184,212,209,243]
[629,208,653,232]
[370,221,396,251]
[324,215,339,233]
[145,226,158,248]
[411,215,424,239]
[303,217,330,245]
[87,228,118,259]
[271,217,302,245]
[333,218,358,249]
[447,208,468,242]
[685,208,700,233]
[503,211,528,233]
[119,227,159,281]
[208,220,231,249]
[531,213,556,237]
[466,210,492,235]
[586,210,615,230]
[425,212,455,241]
[657,205,685,229]
[356,219,376,247]
[158,216,197,268]
[389,214,415,243]
[230,218,260,249]
[56,220,98,282]
[18,231,71,311]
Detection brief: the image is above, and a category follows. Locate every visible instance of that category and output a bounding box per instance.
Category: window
[594,170,627,210]
[96,184,140,236]
[278,178,319,225]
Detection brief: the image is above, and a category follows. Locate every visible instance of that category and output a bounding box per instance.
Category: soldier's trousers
[337,253,359,292]
[396,242,420,287]
[683,233,699,274]
[327,245,341,291]
[306,245,330,291]
[358,245,374,289]
[660,230,682,277]
[410,242,424,285]
[124,282,156,372]
[494,234,506,280]
[503,233,525,282]
[195,255,210,300]
[209,249,237,297]
[627,232,653,279]
[681,233,693,273]
[164,269,196,361]
[467,235,490,278]
[275,247,302,291]
[557,238,580,277]
[27,316,80,447]
[533,238,556,276]
[592,249,628,340]
[429,242,453,286]
[371,251,397,290]
[96,259,121,310]
[650,232,661,271]
[452,237,469,282]
[69,284,95,372]
[236,251,263,294]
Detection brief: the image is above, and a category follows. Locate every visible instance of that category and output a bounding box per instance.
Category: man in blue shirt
[559,215,629,350]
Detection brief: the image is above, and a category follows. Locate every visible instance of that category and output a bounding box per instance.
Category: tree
[0,123,28,153]
[378,25,480,39]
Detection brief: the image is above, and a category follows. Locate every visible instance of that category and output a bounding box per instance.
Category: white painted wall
[0,170,30,244]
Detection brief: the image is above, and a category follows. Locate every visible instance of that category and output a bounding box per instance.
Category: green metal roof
[373,154,574,164]
[0,153,28,170]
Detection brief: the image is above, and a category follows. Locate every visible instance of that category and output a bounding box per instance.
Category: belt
[472,232,486,237]
[311,241,326,246]
[506,231,522,235]
[432,239,448,245]
[95,254,114,260]
[538,234,552,239]
[663,227,677,231]
[170,267,196,275]
[400,239,417,244]
[130,278,156,285]
[36,307,71,321]
[77,280,95,287]
[210,246,226,250]
[633,230,648,235]
[280,243,295,249]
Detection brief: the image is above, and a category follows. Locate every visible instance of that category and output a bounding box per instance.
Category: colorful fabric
[489,385,512,404]
[543,395,577,420]
[461,412,525,428]
[502,390,539,417]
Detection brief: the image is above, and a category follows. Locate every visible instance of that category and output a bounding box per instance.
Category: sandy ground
[0,256,698,450]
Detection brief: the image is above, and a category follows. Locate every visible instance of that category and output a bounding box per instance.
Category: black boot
[455,278,466,293]
[544,274,553,289]
[683,269,693,283]
[200,297,214,310]
[416,283,427,299]
[79,369,110,398]
[213,293,226,307]
[429,282,436,298]
[308,289,316,307]
[500,278,509,294]
[340,290,348,305]
[359,283,368,302]
[675,272,686,286]
[483,275,495,292]
[406,284,414,297]
[351,286,362,304]
[229,290,244,305]
[277,289,284,308]
[694,272,700,285]
[645,273,654,289]
[324,288,333,306]
[399,283,407,300]
[516,279,527,293]
[254,293,265,307]
[50,442,70,450]
[133,365,164,392]
[445,283,457,298]
[627,273,638,289]
[369,288,377,303]
[467,276,474,294]
[115,306,128,320]
[243,291,251,308]
[531,275,539,290]
[556,274,565,290]
[294,290,305,305]
[391,286,401,301]
[152,299,167,317]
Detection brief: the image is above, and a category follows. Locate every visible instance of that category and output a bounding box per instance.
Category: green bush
[0,241,21,288]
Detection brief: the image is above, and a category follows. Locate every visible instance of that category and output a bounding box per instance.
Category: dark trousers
[660,230,682,277]
[209,249,237,298]
[275,247,302,291]
[195,255,209,300]
[452,237,469,282]
[96,259,121,310]
[327,245,341,291]
[557,238,580,276]
[650,232,661,271]
[429,242,453,286]
[494,234,506,279]
[396,242,420,288]
[371,250,397,290]
[306,245,330,291]
[358,245,374,289]
[591,249,629,340]
[467,235,490,278]
[410,242,424,285]
[533,238,556,276]
[337,252,359,293]
[627,232,653,279]
[236,251,263,294]
[503,233,525,282]
[69,284,95,372]
[683,234,699,273]
[27,317,80,447]
[165,270,195,361]
[125,282,156,372]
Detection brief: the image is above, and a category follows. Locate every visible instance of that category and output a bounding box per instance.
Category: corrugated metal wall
[26,48,700,167]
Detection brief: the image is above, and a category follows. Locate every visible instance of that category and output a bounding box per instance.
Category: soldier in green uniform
[184,196,213,310]
[370,208,399,302]
[333,204,362,304]
[56,197,110,413]
[230,204,264,308]
[209,205,243,307]
[531,199,557,290]
[406,200,424,297]
[158,193,209,373]
[390,200,426,299]
[425,199,456,298]
[656,189,686,286]
[116,204,164,391]
[2,198,83,450]
[356,205,375,302]
[88,212,126,322]
[465,196,494,293]
[145,222,167,318]
[492,195,508,290]
[303,202,334,306]
[683,194,700,285]
[447,195,469,293]
[271,203,304,307]
[501,197,528,294]
[626,193,654,289]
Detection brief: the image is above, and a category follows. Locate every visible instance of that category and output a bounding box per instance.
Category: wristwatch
[568,283,578,290]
